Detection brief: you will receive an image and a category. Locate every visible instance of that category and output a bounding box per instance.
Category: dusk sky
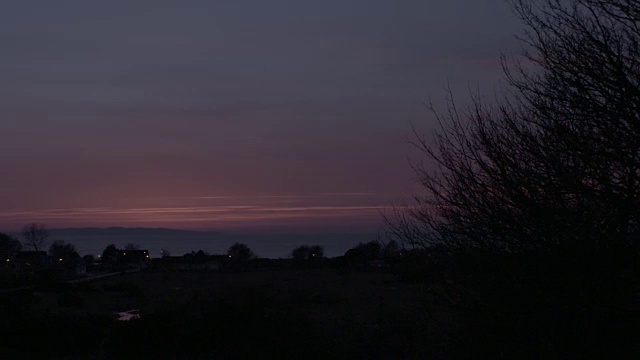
[1,0,523,232]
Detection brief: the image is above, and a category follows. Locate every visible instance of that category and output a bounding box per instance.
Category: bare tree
[389,0,640,255]
[379,0,640,355]
[21,223,49,252]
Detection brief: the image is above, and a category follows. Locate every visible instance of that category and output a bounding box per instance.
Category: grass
[1,269,436,358]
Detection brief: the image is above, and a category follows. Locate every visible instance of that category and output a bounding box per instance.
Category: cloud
[0,203,389,230]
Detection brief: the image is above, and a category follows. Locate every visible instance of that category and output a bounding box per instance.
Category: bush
[433,250,640,357]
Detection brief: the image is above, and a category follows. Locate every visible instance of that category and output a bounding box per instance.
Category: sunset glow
[0,193,401,231]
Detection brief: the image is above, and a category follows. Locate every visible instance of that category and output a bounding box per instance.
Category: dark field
[1,269,439,359]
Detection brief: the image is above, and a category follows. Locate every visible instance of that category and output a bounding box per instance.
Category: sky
[0,0,523,233]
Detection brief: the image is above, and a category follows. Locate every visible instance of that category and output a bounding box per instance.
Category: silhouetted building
[13,251,86,280]
[117,249,150,264]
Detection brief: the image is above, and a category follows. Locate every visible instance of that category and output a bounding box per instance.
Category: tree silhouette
[226,243,256,262]
[291,245,310,261]
[386,0,640,355]
[291,245,324,262]
[21,223,49,252]
[49,240,81,264]
[343,241,382,266]
[101,244,119,264]
[390,0,640,255]
[309,245,323,259]
[0,232,21,260]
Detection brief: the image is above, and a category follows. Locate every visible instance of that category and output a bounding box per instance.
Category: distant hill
[47,227,223,237]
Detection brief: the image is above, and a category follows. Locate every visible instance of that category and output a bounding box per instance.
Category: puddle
[114,309,140,321]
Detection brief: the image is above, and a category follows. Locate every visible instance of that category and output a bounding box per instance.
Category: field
[2,269,440,358]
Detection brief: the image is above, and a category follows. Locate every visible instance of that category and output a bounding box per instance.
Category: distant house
[117,249,150,264]
[7,251,87,282]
